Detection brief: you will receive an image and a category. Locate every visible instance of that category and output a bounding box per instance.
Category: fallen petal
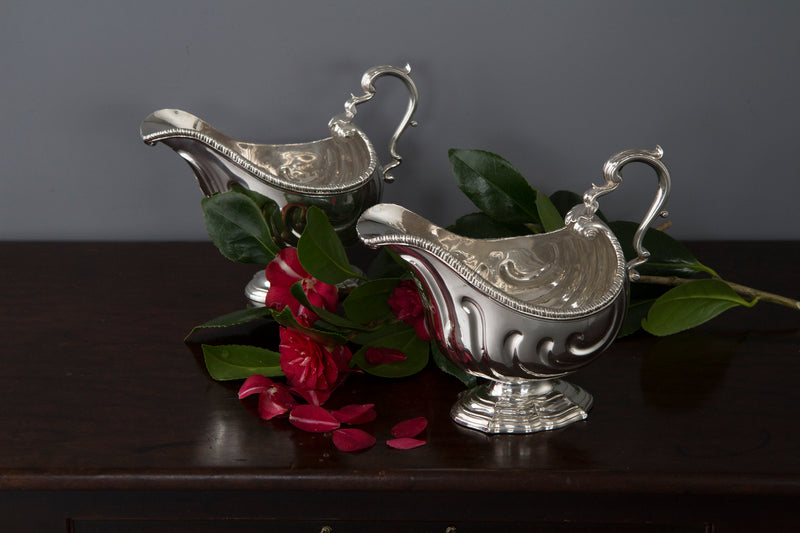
[365,346,407,365]
[391,416,428,438]
[291,387,331,407]
[332,404,376,425]
[386,437,426,450]
[238,375,274,399]
[289,404,340,433]
[258,383,298,420]
[332,428,376,452]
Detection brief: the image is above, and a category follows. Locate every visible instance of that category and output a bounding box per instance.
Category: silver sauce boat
[140,64,418,304]
[357,147,671,433]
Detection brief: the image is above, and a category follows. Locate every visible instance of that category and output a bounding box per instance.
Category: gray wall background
[2,1,799,241]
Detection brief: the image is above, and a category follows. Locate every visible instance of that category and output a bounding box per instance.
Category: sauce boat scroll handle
[357,147,671,434]
[140,64,419,305]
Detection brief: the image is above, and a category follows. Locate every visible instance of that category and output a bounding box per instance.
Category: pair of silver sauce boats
[141,64,671,434]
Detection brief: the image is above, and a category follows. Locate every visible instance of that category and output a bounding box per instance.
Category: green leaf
[228,183,272,209]
[288,282,372,331]
[642,279,757,336]
[618,298,657,338]
[201,190,279,265]
[609,220,719,278]
[297,206,363,284]
[349,321,411,346]
[447,212,530,238]
[431,342,477,388]
[343,278,402,324]
[549,190,609,223]
[366,248,410,279]
[351,326,430,378]
[202,344,283,381]
[270,307,348,345]
[185,307,273,339]
[535,191,565,232]
[448,149,541,225]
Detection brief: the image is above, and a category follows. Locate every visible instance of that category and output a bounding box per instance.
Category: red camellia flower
[278,327,352,405]
[265,248,338,326]
[387,280,431,342]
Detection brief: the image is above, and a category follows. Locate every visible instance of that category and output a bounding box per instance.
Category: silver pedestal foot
[451,379,593,434]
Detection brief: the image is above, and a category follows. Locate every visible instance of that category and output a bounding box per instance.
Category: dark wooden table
[1,242,798,532]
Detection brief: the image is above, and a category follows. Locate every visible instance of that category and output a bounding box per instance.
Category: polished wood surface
[1,242,799,531]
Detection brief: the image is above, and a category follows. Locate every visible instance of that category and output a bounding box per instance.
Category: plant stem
[637,275,800,311]
[654,220,672,232]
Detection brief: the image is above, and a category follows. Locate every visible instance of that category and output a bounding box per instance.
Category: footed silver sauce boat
[140,64,418,304]
[357,147,671,434]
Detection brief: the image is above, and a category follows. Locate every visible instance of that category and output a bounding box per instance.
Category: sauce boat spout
[140,64,419,247]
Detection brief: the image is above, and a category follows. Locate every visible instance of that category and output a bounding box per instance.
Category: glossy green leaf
[642,279,758,336]
[228,184,285,240]
[343,278,402,324]
[201,191,279,265]
[618,298,656,338]
[431,342,477,388]
[447,212,530,238]
[185,307,273,339]
[349,321,411,346]
[270,307,348,346]
[228,183,272,210]
[202,344,283,381]
[366,249,410,279]
[351,326,429,378]
[535,191,565,232]
[609,221,718,278]
[297,206,363,284]
[549,190,609,223]
[448,149,540,224]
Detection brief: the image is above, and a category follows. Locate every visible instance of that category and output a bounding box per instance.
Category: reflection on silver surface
[358,147,671,434]
[140,64,418,248]
[141,64,419,306]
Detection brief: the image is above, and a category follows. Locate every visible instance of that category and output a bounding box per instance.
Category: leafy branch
[446,149,799,337]
[191,148,799,387]
[638,275,800,311]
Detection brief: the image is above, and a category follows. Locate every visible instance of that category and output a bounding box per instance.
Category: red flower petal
[265,285,303,316]
[388,280,424,322]
[257,383,298,420]
[332,404,376,424]
[288,404,340,433]
[412,316,432,342]
[266,248,308,286]
[291,387,332,406]
[365,346,407,365]
[307,282,339,313]
[386,437,426,450]
[331,344,354,369]
[332,428,376,452]
[238,375,274,399]
[391,416,428,438]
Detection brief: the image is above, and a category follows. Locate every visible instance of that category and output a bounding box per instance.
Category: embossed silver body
[140,64,418,305]
[358,147,671,433]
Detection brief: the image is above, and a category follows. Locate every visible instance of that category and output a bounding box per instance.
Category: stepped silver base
[245,270,269,307]
[244,268,365,307]
[451,379,593,434]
